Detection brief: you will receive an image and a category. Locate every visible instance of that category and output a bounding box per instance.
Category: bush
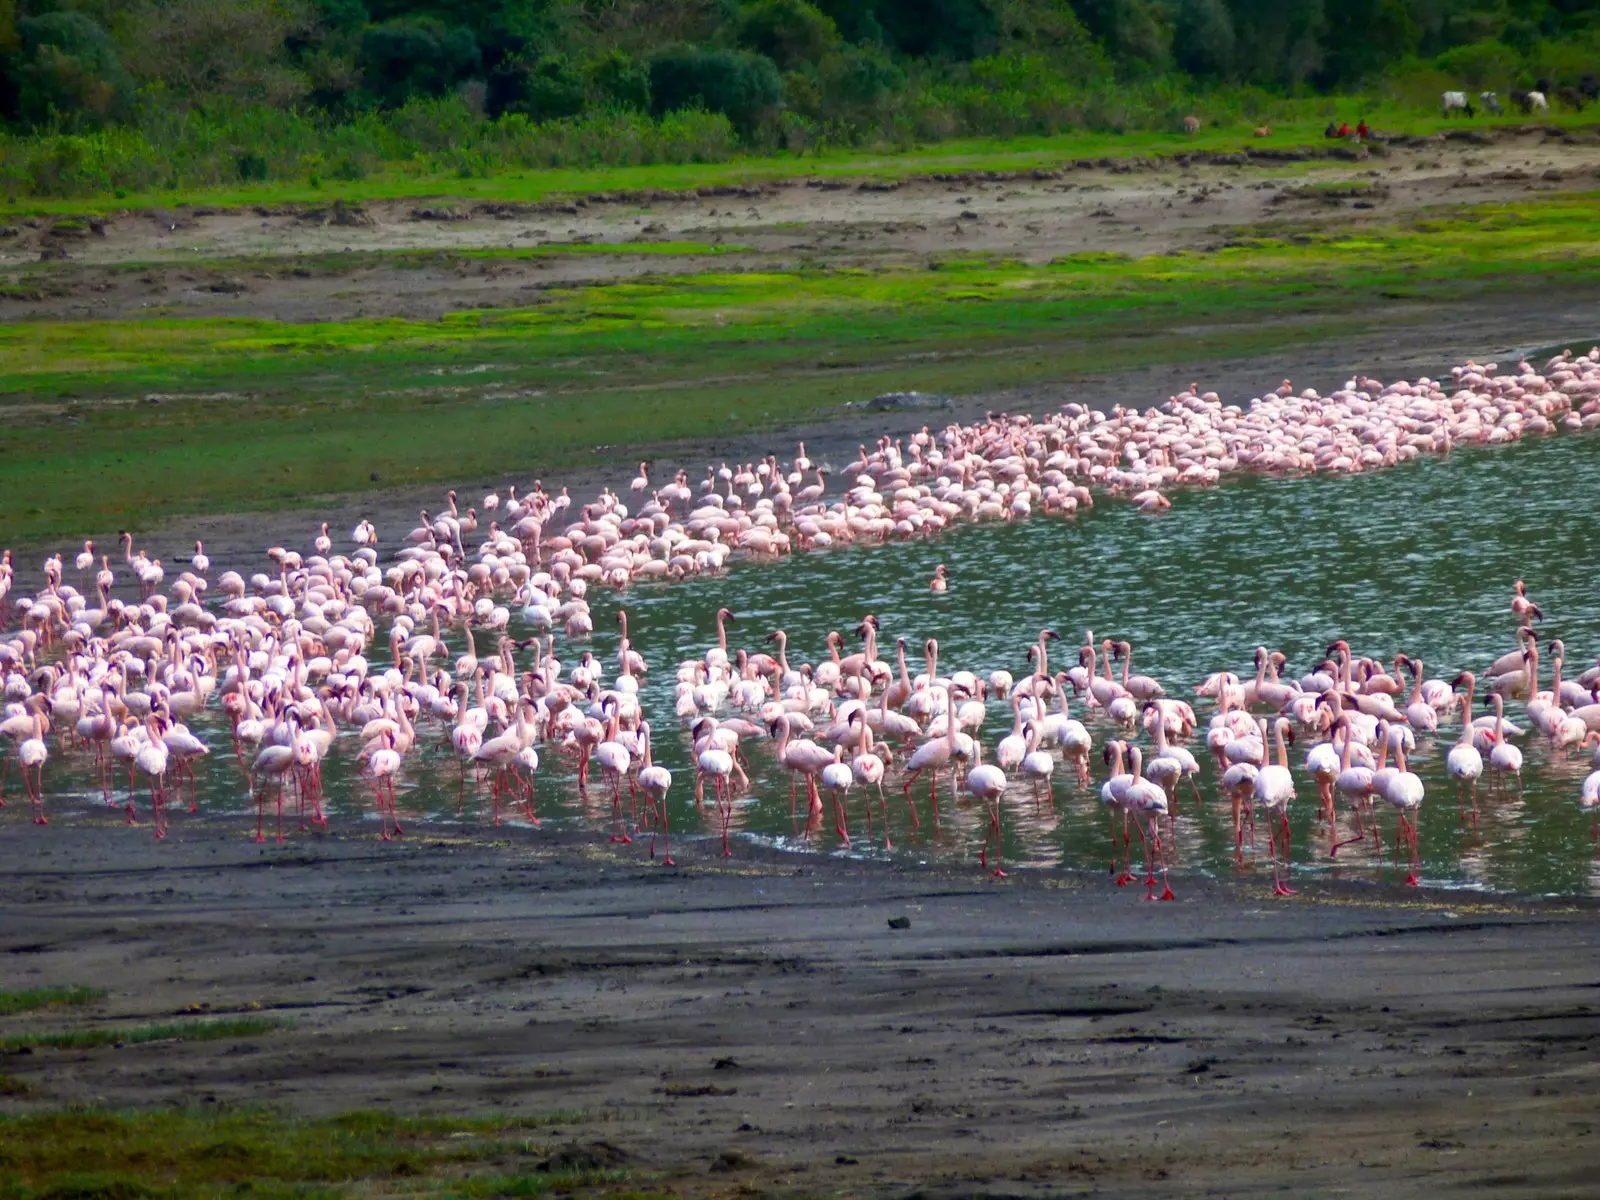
[360,18,480,107]
[737,0,840,71]
[1433,39,1521,89]
[486,54,586,120]
[14,11,134,127]
[1173,0,1235,79]
[649,45,785,136]
[587,49,650,112]
[819,44,904,114]
[876,0,998,59]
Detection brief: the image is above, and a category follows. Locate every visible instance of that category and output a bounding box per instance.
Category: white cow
[1442,90,1470,115]
[1480,91,1503,115]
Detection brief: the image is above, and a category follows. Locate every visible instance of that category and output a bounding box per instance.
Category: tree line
[2,0,1599,138]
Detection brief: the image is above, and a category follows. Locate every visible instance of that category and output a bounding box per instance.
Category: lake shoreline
[3,817,1596,1196]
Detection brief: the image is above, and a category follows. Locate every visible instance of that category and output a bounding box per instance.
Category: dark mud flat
[2,818,1597,1197]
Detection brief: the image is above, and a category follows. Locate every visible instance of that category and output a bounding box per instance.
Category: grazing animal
[1182,115,1200,135]
[1581,73,1599,103]
[1442,91,1469,116]
[1253,125,1271,137]
[1557,86,1585,112]
[1528,90,1549,112]
[1480,91,1503,115]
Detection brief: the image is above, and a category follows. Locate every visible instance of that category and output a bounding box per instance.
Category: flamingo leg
[900,773,922,830]
[1405,810,1421,887]
[1152,818,1175,900]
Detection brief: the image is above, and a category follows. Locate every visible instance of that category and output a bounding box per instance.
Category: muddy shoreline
[2,816,1597,1197]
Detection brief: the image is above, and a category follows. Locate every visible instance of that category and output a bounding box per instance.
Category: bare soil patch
[2,819,1596,1197]
[2,130,1598,324]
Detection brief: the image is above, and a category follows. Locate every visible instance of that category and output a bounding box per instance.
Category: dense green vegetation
[0,0,1597,199]
[1,191,1595,540]
[0,1108,623,1199]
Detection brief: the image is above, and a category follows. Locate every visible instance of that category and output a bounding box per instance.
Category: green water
[40,433,1600,896]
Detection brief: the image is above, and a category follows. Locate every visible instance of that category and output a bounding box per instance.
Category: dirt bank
[3,129,1598,324]
[2,817,1596,1197]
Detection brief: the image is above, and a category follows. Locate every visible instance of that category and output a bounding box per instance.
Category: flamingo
[821,745,854,847]
[1125,747,1173,901]
[19,704,48,824]
[851,714,891,848]
[965,742,1008,876]
[364,729,404,841]
[1382,739,1426,886]
[900,686,963,828]
[636,721,674,864]
[1331,715,1376,856]
[136,713,173,839]
[1021,721,1056,814]
[1447,672,1485,826]
[1253,717,1296,897]
[1487,693,1523,791]
[770,711,834,833]
[1101,739,1136,884]
[590,698,633,841]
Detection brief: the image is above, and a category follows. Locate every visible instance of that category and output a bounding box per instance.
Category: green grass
[0,1018,278,1053]
[0,1108,623,1200]
[5,111,1597,219]
[0,989,106,1017]
[2,191,1598,541]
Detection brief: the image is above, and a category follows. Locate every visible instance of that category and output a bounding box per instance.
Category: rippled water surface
[39,432,1600,895]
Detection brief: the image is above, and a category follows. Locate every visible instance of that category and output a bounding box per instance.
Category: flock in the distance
[3,347,1600,897]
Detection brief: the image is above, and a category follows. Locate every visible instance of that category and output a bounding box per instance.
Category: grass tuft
[0,990,107,1018]
[0,1018,278,1054]
[0,1108,601,1200]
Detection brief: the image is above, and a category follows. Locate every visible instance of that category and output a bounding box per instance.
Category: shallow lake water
[34,431,1600,896]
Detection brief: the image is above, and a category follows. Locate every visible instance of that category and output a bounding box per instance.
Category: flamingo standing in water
[821,745,854,848]
[1101,739,1136,884]
[137,713,172,839]
[1021,720,1056,814]
[1125,747,1174,901]
[851,713,891,849]
[1383,738,1426,886]
[770,712,834,833]
[1253,717,1296,897]
[1331,714,1376,856]
[1447,672,1485,826]
[19,702,48,824]
[965,742,1008,877]
[364,729,404,841]
[1487,693,1523,791]
[252,738,296,844]
[901,686,963,828]
[637,722,674,864]
[594,698,634,842]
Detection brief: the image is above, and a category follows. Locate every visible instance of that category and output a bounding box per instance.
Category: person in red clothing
[1356,118,1370,141]
[1336,121,1352,137]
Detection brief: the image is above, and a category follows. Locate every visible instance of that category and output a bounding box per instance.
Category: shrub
[587,49,650,112]
[14,11,134,127]
[487,54,586,120]
[736,0,840,71]
[360,18,480,107]
[1433,39,1521,88]
[649,45,785,136]
[875,0,998,59]
[1173,0,1235,79]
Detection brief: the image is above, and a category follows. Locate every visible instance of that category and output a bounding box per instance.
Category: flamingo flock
[1,348,1600,899]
